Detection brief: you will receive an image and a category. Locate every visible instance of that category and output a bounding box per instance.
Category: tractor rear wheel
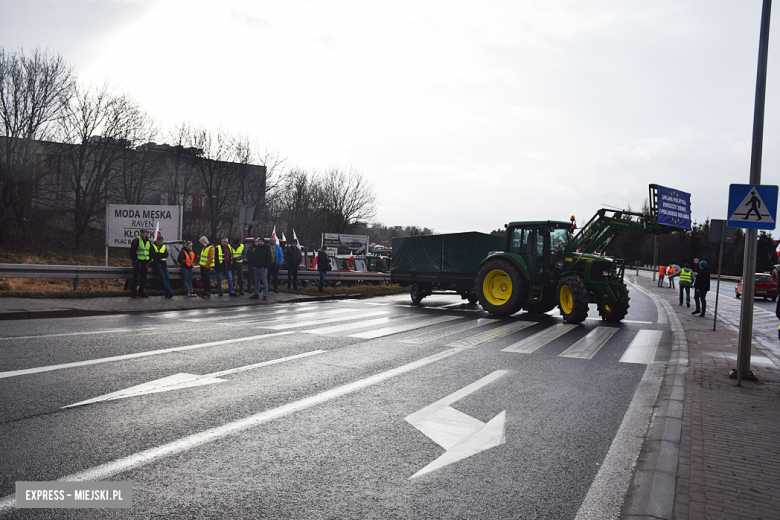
[523,298,557,315]
[557,275,589,323]
[476,259,525,316]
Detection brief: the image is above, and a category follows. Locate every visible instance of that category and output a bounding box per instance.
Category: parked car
[736,273,777,301]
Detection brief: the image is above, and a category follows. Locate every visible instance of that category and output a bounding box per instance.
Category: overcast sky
[2,0,779,234]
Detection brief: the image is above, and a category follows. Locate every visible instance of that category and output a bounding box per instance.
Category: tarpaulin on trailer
[391,235,442,272]
[391,232,503,274]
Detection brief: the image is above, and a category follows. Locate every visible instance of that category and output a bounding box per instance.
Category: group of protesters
[658,261,711,316]
[128,230,332,300]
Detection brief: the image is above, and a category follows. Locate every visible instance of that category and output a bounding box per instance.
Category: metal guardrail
[0,264,391,289]
[633,265,741,282]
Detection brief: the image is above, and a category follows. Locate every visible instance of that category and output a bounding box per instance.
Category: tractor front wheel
[476,260,525,316]
[557,275,589,323]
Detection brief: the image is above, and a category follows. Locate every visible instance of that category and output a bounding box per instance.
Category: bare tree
[318,166,377,234]
[0,46,73,243]
[187,127,242,240]
[51,83,146,249]
[112,112,159,205]
[275,167,321,246]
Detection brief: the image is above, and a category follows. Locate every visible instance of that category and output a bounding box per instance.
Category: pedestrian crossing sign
[727,184,778,230]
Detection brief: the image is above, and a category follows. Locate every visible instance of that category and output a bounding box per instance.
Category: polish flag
[293,229,301,249]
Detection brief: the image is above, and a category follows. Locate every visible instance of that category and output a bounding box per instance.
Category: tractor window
[509,228,524,253]
[550,228,569,255]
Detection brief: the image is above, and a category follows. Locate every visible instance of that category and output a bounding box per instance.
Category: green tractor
[476,209,669,323]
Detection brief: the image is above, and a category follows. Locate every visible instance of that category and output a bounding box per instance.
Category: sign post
[709,220,737,331]
[730,0,775,387]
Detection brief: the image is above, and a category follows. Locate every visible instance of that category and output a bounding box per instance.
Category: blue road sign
[656,185,691,230]
[727,184,778,230]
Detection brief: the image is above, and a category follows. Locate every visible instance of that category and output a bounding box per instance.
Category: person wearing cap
[692,260,711,316]
[198,236,214,298]
[150,234,174,298]
[284,239,302,290]
[247,237,272,300]
[129,229,151,299]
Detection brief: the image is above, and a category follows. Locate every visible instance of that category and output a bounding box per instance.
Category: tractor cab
[505,221,573,298]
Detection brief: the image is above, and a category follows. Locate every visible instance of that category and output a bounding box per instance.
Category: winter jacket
[284,246,302,266]
[678,268,694,287]
[150,243,169,266]
[317,251,331,272]
[693,267,711,292]
[214,245,232,272]
[272,243,283,266]
[178,250,195,269]
[247,244,272,269]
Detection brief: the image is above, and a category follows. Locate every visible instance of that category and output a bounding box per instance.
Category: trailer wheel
[557,275,589,323]
[410,283,424,304]
[467,292,479,305]
[476,259,525,316]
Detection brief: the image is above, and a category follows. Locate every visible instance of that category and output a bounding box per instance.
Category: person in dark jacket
[317,249,331,292]
[248,237,272,300]
[150,235,174,298]
[129,229,151,298]
[692,260,711,316]
[285,239,303,290]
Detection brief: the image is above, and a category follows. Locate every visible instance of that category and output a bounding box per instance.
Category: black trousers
[201,266,212,294]
[232,265,245,293]
[130,261,149,295]
[268,265,279,291]
[287,265,299,289]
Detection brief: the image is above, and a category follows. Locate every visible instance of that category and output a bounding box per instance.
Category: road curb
[621,280,689,520]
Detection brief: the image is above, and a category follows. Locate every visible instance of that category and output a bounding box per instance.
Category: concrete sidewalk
[622,273,780,520]
[0,289,363,320]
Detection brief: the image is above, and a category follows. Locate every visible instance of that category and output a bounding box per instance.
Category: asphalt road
[2,285,672,519]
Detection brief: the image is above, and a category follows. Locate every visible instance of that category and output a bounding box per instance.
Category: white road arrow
[63,350,327,408]
[405,370,508,479]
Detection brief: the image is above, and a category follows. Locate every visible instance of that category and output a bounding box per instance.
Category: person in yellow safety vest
[129,229,151,299]
[667,264,676,289]
[229,238,246,296]
[198,236,215,298]
[150,234,174,298]
[215,237,238,297]
[678,263,694,307]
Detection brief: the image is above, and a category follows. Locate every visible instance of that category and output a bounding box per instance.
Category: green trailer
[390,232,504,303]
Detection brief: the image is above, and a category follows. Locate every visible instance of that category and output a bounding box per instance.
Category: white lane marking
[0,346,469,512]
[398,318,497,344]
[585,318,653,325]
[406,370,509,479]
[64,350,327,408]
[0,327,157,341]
[259,310,390,330]
[574,360,666,519]
[0,331,295,380]
[303,316,400,334]
[560,327,619,360]
[445,321,535,348]
[502,324,579,353]
[619,330,663,364]
[182,307,324,323]
[349,316,461,339]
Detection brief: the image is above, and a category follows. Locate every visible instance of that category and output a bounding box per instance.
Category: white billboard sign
[106,204,182,248]
[321,233,369,256]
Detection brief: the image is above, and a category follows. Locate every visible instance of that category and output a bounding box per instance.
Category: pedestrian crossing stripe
[445,321,536,348]
[727,184,778,230]
[501,324,579,353]
[559,327,618,359]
